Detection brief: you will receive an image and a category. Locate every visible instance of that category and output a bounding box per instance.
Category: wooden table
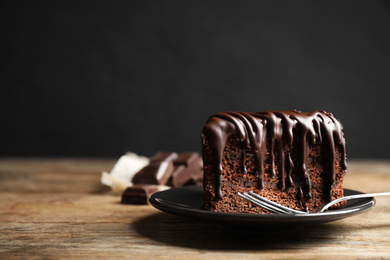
[1,158,390,259]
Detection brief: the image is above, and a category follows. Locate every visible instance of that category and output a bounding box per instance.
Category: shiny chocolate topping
[202,110,347,201]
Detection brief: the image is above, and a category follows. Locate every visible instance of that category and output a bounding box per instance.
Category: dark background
[2,1,390,158]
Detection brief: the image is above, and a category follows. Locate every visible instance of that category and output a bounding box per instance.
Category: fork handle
[320,192,390,212]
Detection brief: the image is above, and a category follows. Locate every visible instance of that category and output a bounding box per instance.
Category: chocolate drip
[202,110,347,202]
[285,151,294,187]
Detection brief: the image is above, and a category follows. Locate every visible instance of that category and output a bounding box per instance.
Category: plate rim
[149,185,376,225]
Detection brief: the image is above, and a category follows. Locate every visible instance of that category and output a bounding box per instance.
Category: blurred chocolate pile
[118,151,203,204]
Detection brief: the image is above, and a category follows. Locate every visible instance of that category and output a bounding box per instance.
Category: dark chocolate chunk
[168,152,203,187]
[132,161,174,185]
[121,185,159,204]
[173,152,199,166]
[183,173,204,186]
[132,151,178,185]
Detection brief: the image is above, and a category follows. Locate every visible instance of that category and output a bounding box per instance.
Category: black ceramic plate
[149,185,375,227]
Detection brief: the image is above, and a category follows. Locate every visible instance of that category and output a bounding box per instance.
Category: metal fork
[238,191,390,214]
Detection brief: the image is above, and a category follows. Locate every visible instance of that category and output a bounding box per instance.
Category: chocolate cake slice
[201,110,347,213]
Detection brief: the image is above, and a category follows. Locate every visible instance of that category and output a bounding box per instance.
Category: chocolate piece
[121,185,158,204]
[168,152,203,187]
[132,151,177,185]
[132,161,174,185]
[173,152,199,166]
[183,172,204,186]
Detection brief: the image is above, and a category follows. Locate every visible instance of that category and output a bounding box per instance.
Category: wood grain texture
[1,158,390,259]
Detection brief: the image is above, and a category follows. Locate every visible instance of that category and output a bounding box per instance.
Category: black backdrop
[2,1,390,158]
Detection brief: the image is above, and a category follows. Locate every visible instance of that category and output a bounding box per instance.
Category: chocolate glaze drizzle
[202,110,347,202]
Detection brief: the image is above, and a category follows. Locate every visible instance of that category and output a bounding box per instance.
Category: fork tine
[248,192,306,214]
[238,192,293,214]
